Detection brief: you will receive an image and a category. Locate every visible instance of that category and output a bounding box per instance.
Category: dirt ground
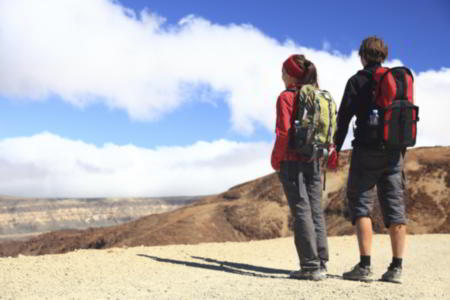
[0,234,449,300]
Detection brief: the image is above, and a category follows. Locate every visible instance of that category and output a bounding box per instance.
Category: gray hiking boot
[289,269,326,281]
[320,262,328,277]
[342,263,373,282]
[381,265,402,284]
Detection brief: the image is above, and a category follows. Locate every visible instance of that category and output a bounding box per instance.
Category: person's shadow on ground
[138,254,342,280]
[138,254,289,279]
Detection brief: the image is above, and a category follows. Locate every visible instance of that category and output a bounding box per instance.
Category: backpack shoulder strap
[282,88,301,126]
[358,66,390,80]
[284,88,297,93]
[357,69,373,78]
[295,85,313,123]
[358,67,387,108]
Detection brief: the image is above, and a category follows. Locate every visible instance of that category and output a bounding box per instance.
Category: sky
[0,0,449,197]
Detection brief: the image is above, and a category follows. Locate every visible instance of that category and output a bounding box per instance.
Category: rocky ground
[0,234,448,300]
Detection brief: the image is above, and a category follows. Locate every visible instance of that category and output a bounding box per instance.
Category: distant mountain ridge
[0,146,448,257]
[0,196,198,241]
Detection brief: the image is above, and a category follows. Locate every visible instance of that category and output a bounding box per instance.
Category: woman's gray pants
[278,160,329,270]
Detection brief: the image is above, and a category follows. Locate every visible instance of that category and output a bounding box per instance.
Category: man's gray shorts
[347,147,407,228]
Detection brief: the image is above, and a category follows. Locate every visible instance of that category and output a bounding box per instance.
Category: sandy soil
[0,234,449,300]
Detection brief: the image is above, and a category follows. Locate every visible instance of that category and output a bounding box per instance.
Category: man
[334,36,407,283]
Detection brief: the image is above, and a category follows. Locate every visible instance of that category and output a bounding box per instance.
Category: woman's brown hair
[359,36,388,64]
[292,54,319,88]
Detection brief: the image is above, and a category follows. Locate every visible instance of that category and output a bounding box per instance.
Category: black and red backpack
[361,66,419,150]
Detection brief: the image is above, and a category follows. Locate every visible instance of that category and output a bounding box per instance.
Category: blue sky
[0,0,449,197]
[127,0,449,72]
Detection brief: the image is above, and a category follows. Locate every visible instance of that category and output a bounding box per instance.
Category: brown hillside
[0,146,448,257]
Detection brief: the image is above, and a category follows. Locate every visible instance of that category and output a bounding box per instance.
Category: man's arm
[334,79,357,152]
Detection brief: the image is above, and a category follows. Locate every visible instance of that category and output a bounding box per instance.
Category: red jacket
[271,86,304,171]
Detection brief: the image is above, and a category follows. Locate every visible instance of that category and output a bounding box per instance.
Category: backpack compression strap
[321,90,334,145]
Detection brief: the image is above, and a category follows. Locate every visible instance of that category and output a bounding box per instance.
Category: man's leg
[378,151,406,283]
[377,224,406,284]
[343,148,381,281]
[389,223,406,258]
[356,217,372,256]
[342,215,374,282]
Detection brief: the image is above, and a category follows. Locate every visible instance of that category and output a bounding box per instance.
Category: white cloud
[0,1,449,198]
[0,0,284,132]
[1,0,449,146]
[0,132,273,197]
[413,68,450,147]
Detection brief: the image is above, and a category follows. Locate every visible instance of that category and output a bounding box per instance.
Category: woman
[271,54,329,281]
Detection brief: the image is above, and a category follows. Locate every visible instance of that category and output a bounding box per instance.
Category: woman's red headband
[283,55,304,79]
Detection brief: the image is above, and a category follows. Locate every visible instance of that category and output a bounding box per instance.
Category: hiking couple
[272,36,418,283]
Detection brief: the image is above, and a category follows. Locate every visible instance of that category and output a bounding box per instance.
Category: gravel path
[1,234,449,299]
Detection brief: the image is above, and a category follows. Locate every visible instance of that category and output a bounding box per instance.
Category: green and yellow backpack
[288,84,337,159]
